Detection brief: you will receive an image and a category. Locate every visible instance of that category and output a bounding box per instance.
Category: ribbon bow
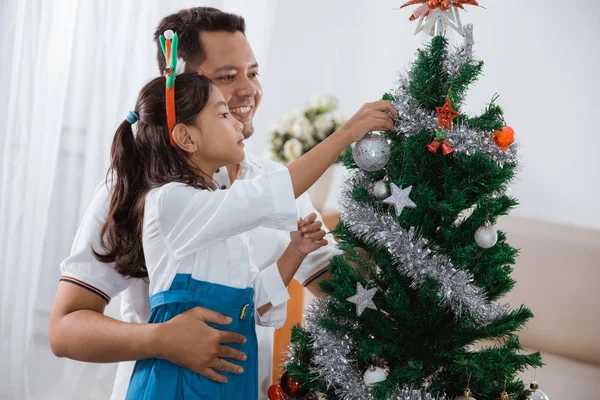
[427,131,454,155]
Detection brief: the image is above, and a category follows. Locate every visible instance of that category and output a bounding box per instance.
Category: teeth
[231,106,251,114]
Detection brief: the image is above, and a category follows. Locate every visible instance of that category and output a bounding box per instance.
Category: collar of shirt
[212,151,263,189]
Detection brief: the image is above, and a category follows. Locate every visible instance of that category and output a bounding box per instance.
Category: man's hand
[289,213,328,256]
[155,307,248,383]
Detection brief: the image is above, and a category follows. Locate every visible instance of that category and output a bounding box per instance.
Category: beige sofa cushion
[498,216,600,366]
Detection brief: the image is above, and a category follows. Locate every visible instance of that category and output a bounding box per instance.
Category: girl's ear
[172,124,198,153]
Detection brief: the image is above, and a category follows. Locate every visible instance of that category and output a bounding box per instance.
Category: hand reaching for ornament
[338,101,398,143]
[289,213,328,256]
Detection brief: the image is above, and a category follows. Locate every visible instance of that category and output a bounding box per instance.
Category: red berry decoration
[494,125,515,150]
[268,384,287,400]
[281,371,310,398]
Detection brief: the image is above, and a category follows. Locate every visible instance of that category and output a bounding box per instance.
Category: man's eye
[249,72,260,79]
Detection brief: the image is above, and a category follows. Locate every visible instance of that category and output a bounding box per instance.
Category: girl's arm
[255,214,327,325]
[155,100,397,260]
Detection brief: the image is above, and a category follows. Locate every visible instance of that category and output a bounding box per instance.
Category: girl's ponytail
[94,113,147,278]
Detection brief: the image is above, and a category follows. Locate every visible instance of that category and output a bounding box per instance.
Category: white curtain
[0,1,277,398]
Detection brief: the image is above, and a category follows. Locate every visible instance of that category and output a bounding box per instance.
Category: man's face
[196,31,262,139]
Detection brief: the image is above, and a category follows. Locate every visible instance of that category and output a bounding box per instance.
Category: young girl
[97,69,396,397]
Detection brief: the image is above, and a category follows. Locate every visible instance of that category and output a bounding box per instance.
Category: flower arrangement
[269,95,346,164]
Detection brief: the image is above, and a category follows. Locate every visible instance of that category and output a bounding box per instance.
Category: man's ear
[172,123,198,153]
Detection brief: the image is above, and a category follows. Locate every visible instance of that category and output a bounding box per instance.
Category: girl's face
[178,85,245,174]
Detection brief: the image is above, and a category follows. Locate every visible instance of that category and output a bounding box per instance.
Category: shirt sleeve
[252,263,290,328]
[292,193,341,286]
[156,168,298,260]
[59,182,130,303]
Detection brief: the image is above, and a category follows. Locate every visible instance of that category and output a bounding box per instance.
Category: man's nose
[234,74,258,97]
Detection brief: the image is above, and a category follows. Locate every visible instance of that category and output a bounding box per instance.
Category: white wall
[248,0,600,230]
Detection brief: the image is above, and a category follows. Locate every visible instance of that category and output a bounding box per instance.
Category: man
[50,7,339,399]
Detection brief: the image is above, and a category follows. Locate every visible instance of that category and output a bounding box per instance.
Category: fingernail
[238,367,244,373]
[242,337,247,344]
[225,316,232,323]
[301,227,307,232]
[242,354,247,361]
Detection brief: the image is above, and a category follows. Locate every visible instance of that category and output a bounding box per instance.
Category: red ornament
[428,0,439,8]
[436,98,459,130]
[268,384,287,400]
[427,132,454,155]
[281,371,309,398]
[440,0,451,10]
[440,142,454,155]
[494,126,515,150]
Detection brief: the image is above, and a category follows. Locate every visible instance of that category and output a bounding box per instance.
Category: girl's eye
[219,113,229,119]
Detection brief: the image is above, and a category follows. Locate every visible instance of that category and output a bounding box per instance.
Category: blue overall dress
[125,274,258,399]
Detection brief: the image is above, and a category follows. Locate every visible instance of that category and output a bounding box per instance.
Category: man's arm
[49,282,247,383]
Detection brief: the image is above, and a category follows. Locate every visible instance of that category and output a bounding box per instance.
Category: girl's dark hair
[94,73,213,278]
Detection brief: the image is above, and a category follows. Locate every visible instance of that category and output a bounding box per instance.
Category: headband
[158,30,179,147]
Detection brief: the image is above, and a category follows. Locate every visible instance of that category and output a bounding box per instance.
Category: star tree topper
[383,183,417,217]
[346,282,378,317]
[399,0,481,37]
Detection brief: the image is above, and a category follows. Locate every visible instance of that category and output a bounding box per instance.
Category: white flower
[282,138,303,162]
[314,116,335,140]
[291,116,316,144]
[271,135,284,149]
[272,115,295,134]
[307,94,339,113]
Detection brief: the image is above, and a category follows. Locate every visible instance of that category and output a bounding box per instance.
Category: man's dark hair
[154,7,246,72]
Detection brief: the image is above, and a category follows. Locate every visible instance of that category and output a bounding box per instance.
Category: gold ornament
[163,67,174,77]
[500,391,509,400]
[456,388,476,400]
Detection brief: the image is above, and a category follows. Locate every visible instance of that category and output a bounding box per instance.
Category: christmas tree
[274,3,546,400]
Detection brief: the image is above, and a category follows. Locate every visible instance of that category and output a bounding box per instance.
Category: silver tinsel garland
[390,25,518,168]
[443,24,474,77]
[340,174,510,326]
[298,298,448,400]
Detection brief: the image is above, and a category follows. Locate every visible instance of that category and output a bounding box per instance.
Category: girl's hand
[337,100,398,143]
[289,213,328,256]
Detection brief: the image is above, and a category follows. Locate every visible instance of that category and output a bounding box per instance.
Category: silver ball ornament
[474,224,498,248]
[526,381,550,400]
[372,180,390,200]
[352,132,391,172]
[363,366,387,387]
